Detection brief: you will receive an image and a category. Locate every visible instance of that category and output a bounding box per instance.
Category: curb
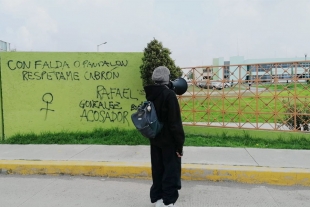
[1,160,310,186]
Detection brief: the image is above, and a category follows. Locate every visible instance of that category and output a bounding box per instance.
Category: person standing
[144,66,185,207]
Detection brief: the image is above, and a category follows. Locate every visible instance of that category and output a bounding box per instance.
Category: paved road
[1,174,309,207]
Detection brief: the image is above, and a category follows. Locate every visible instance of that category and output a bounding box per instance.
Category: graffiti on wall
[7,59,128,81]
[0,53,144,137]
[40,93,55,120]
[79,85,139,125]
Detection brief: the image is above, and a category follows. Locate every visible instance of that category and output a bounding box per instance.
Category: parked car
[213,82,231,89]
[197,80,212,89]
[197,80,231,90]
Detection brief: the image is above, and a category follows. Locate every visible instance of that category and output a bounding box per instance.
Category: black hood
[144,85,167,101]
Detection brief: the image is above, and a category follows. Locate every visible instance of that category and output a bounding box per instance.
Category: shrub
[140,38,182,87]
[282,101,310,131]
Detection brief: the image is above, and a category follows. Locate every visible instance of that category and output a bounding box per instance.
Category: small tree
[140,38,182,87]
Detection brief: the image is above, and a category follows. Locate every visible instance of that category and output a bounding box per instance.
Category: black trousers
[150,144,181,205]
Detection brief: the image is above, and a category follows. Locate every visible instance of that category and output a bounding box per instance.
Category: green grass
[1,126,310,150]
[183,126,310,149]
[181,83,310,123]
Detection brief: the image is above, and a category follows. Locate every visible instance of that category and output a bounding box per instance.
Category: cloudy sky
[1,0,310,67]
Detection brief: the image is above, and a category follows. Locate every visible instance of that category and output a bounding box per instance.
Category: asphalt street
[1,174,309,207]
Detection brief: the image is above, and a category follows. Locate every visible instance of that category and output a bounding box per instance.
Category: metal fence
[180,61,310,132]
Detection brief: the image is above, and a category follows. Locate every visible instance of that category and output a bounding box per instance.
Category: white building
[194,56,310,83]
[0,40,10,52]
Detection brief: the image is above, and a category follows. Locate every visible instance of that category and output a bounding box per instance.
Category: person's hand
[176,152,182,157]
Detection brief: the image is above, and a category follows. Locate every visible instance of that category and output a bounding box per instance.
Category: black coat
[144,84,185,154]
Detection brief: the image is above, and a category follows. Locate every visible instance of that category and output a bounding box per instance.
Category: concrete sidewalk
[0,145,309,186]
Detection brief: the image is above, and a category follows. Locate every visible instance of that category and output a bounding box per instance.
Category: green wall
[0,52,144,138]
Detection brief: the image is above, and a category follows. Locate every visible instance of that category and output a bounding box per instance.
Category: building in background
[194,56,309,84]
[0,40,10,52]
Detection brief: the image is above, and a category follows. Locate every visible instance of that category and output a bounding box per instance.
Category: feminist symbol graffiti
[40,93,55,120]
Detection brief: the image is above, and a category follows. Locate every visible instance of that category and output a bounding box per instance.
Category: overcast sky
[1,0,310,67]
